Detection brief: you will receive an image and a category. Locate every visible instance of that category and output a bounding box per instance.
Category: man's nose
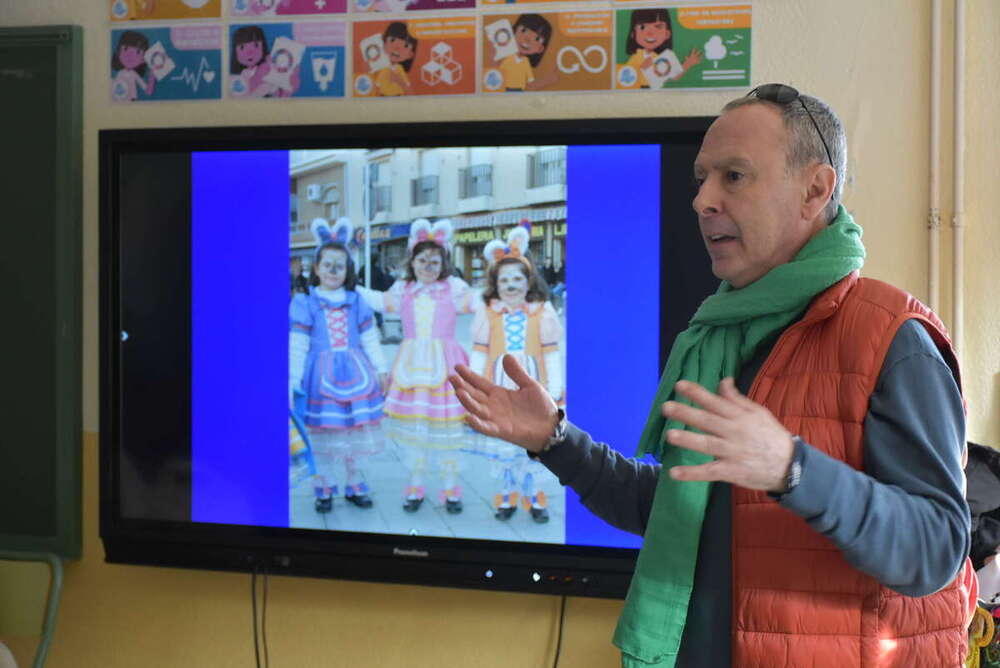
[692,176,721,217]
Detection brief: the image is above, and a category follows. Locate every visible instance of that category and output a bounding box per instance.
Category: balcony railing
[459,164,493,199]
[410,175,439,206]
[527,148,567,189]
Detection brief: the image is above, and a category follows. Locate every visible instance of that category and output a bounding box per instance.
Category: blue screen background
[191,146,661,549]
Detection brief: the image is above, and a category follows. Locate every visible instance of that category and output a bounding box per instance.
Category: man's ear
[802,163,836,222]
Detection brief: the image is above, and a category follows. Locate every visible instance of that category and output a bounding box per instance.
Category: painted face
[119,44,146,70]
[514,25,546,57]
[236,40,264,68]
[634,20,670,52]
[412,248,443,285]
[692,104,819,289]
[497,263,529,307]
[385,35,415,64]
[316,248,348,290]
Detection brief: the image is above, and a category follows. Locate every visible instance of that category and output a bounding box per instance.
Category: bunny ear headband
[408,218,454,251]
[311,217,354,247]
[483,220,532,266]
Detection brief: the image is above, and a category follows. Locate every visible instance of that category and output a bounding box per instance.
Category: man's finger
[449,374,489,406]
[664,428,730,458]
[717,377,758,409]
[465,412,501,438]
[668,459,729,483]
[674,380,742,418]
[501,354,536,389]
[454,364,497,394]
[661,401,733,438]
[455,388,491,422]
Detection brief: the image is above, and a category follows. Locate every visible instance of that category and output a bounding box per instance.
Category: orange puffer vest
[734,271,971,667]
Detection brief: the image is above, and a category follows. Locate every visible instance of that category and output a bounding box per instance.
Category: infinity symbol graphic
[557,45,607,75]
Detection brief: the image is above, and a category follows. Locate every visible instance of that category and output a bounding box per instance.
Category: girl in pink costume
[358,219,480,514]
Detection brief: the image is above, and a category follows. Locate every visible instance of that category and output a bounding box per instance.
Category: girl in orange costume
[469,224,563,522]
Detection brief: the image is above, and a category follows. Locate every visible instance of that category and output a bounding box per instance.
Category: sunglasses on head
[747,83,834,168]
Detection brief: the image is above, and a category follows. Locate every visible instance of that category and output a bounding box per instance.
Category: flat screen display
[101,118,717,598]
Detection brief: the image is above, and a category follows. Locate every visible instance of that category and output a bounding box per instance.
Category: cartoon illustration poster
[352,18,476,98]
[232,0,347,17]
[111,26,222,102]
[353,0,473,14]
[481,12,612,94]
[228,23,346,99]
[110,0,222,21]
[614,5,750,90]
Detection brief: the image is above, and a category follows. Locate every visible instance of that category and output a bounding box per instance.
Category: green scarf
[613,206,866,666]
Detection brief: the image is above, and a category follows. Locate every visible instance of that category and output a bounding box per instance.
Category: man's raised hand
[450,354,559,453]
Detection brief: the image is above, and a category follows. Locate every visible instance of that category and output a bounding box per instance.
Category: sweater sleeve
[779,319,969,596]
[538,422,661,536]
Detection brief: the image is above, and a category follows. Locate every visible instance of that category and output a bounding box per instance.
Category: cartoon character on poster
[111,31,157,101]
[484,14,557,92]
[290,218,388,514]
[356,220,482,515]
[370,22,417,96]
[468,224,563,523]
[483,12,611,94]
[616,8,701,89]
[354,18,474,97]
[111,26,222,102]
[229,26,302,97]
[230,25,279,97]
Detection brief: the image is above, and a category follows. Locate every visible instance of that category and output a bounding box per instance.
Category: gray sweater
[538,319,969,666]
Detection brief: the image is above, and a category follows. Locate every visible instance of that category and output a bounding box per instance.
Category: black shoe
[494,506,516,521]
[345,493,373,508]
[403,497,424,513]
[445,498,463,514]
[530,507,550,523]
[315,496,333,513]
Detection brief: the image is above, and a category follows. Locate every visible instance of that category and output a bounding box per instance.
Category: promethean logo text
[393,547,429,558]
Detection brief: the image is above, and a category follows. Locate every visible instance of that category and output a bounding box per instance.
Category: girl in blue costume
[289,218,388,513]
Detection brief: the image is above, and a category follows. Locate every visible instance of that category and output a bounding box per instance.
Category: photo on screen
[285,147,567,543]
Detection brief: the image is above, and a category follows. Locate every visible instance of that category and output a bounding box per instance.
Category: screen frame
[99,116,717,599]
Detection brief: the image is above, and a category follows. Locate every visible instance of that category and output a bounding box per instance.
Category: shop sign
[454,228,497,244]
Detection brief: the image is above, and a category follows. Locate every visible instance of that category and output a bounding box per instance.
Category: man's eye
[726,171,744,183]
[692,175,705,188]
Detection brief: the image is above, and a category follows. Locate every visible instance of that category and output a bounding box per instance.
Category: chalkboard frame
[0,26,83,559]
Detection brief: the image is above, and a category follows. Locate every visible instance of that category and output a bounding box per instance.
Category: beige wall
[1,1,998,666]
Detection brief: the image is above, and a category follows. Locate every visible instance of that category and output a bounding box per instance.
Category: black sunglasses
[748,83,834,168]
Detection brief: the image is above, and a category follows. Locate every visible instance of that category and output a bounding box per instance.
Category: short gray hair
[722,93,847,223]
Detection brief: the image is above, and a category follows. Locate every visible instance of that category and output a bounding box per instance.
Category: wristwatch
[529,408,567,460]
[770,435,805,501]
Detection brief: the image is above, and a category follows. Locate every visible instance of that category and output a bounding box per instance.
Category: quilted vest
[734,271,971,667]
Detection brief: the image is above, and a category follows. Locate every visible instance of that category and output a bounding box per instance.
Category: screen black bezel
[99,116,717,599]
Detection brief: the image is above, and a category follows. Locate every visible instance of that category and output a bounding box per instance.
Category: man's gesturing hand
[663,377,796,492]
[449,354,559,454]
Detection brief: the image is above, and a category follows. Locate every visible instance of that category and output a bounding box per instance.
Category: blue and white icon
[618,66,637,87]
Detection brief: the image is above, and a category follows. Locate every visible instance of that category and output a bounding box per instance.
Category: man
[450,85,972,667]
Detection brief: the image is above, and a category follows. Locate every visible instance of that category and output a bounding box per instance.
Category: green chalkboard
[0,26,82,558]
